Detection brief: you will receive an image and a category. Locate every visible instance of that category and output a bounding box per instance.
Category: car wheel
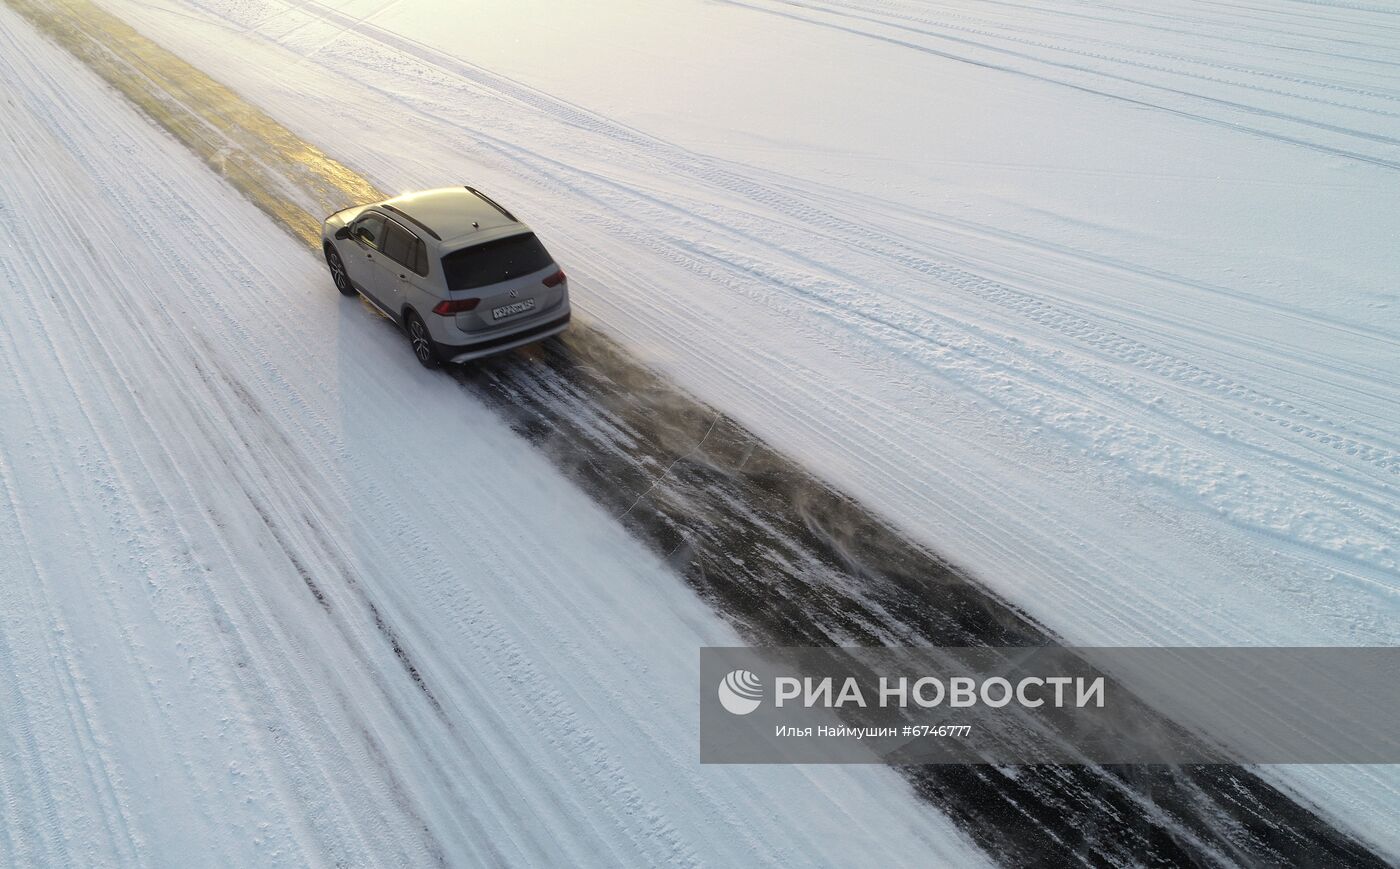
[324,244,356,296]
[404,310,441,369]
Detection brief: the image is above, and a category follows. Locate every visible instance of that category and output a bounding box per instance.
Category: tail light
[433,298,480,315]
[543,269,566,288]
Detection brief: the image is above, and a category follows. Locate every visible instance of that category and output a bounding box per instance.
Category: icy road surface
[93,0,1400,856]
[0,7,991,866]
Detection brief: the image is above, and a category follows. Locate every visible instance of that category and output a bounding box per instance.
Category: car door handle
[398,274,406,280]
[366,253,373,259]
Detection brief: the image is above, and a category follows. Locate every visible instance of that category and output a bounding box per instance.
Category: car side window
[353,213,385,248]
[381,221,414,270]
[412,238,429,277]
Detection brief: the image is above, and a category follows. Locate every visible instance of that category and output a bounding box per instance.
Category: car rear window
[441,233,553,291]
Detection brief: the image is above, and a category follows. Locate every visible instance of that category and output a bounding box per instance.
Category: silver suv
[322,187,571,368]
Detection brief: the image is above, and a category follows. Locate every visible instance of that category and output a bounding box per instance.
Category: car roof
[378,187,523,246]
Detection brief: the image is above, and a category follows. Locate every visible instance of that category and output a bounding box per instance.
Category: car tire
[404,309,441,369]
[325,244,356,297]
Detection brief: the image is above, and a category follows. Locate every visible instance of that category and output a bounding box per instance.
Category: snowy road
[2,0,1397,864]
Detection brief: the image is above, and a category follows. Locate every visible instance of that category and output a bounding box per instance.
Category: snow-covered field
[2,0,1398,863]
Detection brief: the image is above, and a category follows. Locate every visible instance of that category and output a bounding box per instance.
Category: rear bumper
[442,312,571,363]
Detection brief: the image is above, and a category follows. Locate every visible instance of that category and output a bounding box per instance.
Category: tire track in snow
[713,0,1400,171]
[946,0,1400,69]
[0,16,457,864]
[816,0,1400,100]
[782,0,1400,110]
[0,467,78,867]
[3,0,1389,865]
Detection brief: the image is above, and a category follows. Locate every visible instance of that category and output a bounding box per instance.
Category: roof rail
[381,204,442,240]
[465,186,517,223]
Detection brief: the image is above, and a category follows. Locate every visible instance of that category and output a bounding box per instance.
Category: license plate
[492,298,536,321]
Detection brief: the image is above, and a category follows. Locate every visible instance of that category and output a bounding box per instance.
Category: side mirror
[334,226,352,241]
